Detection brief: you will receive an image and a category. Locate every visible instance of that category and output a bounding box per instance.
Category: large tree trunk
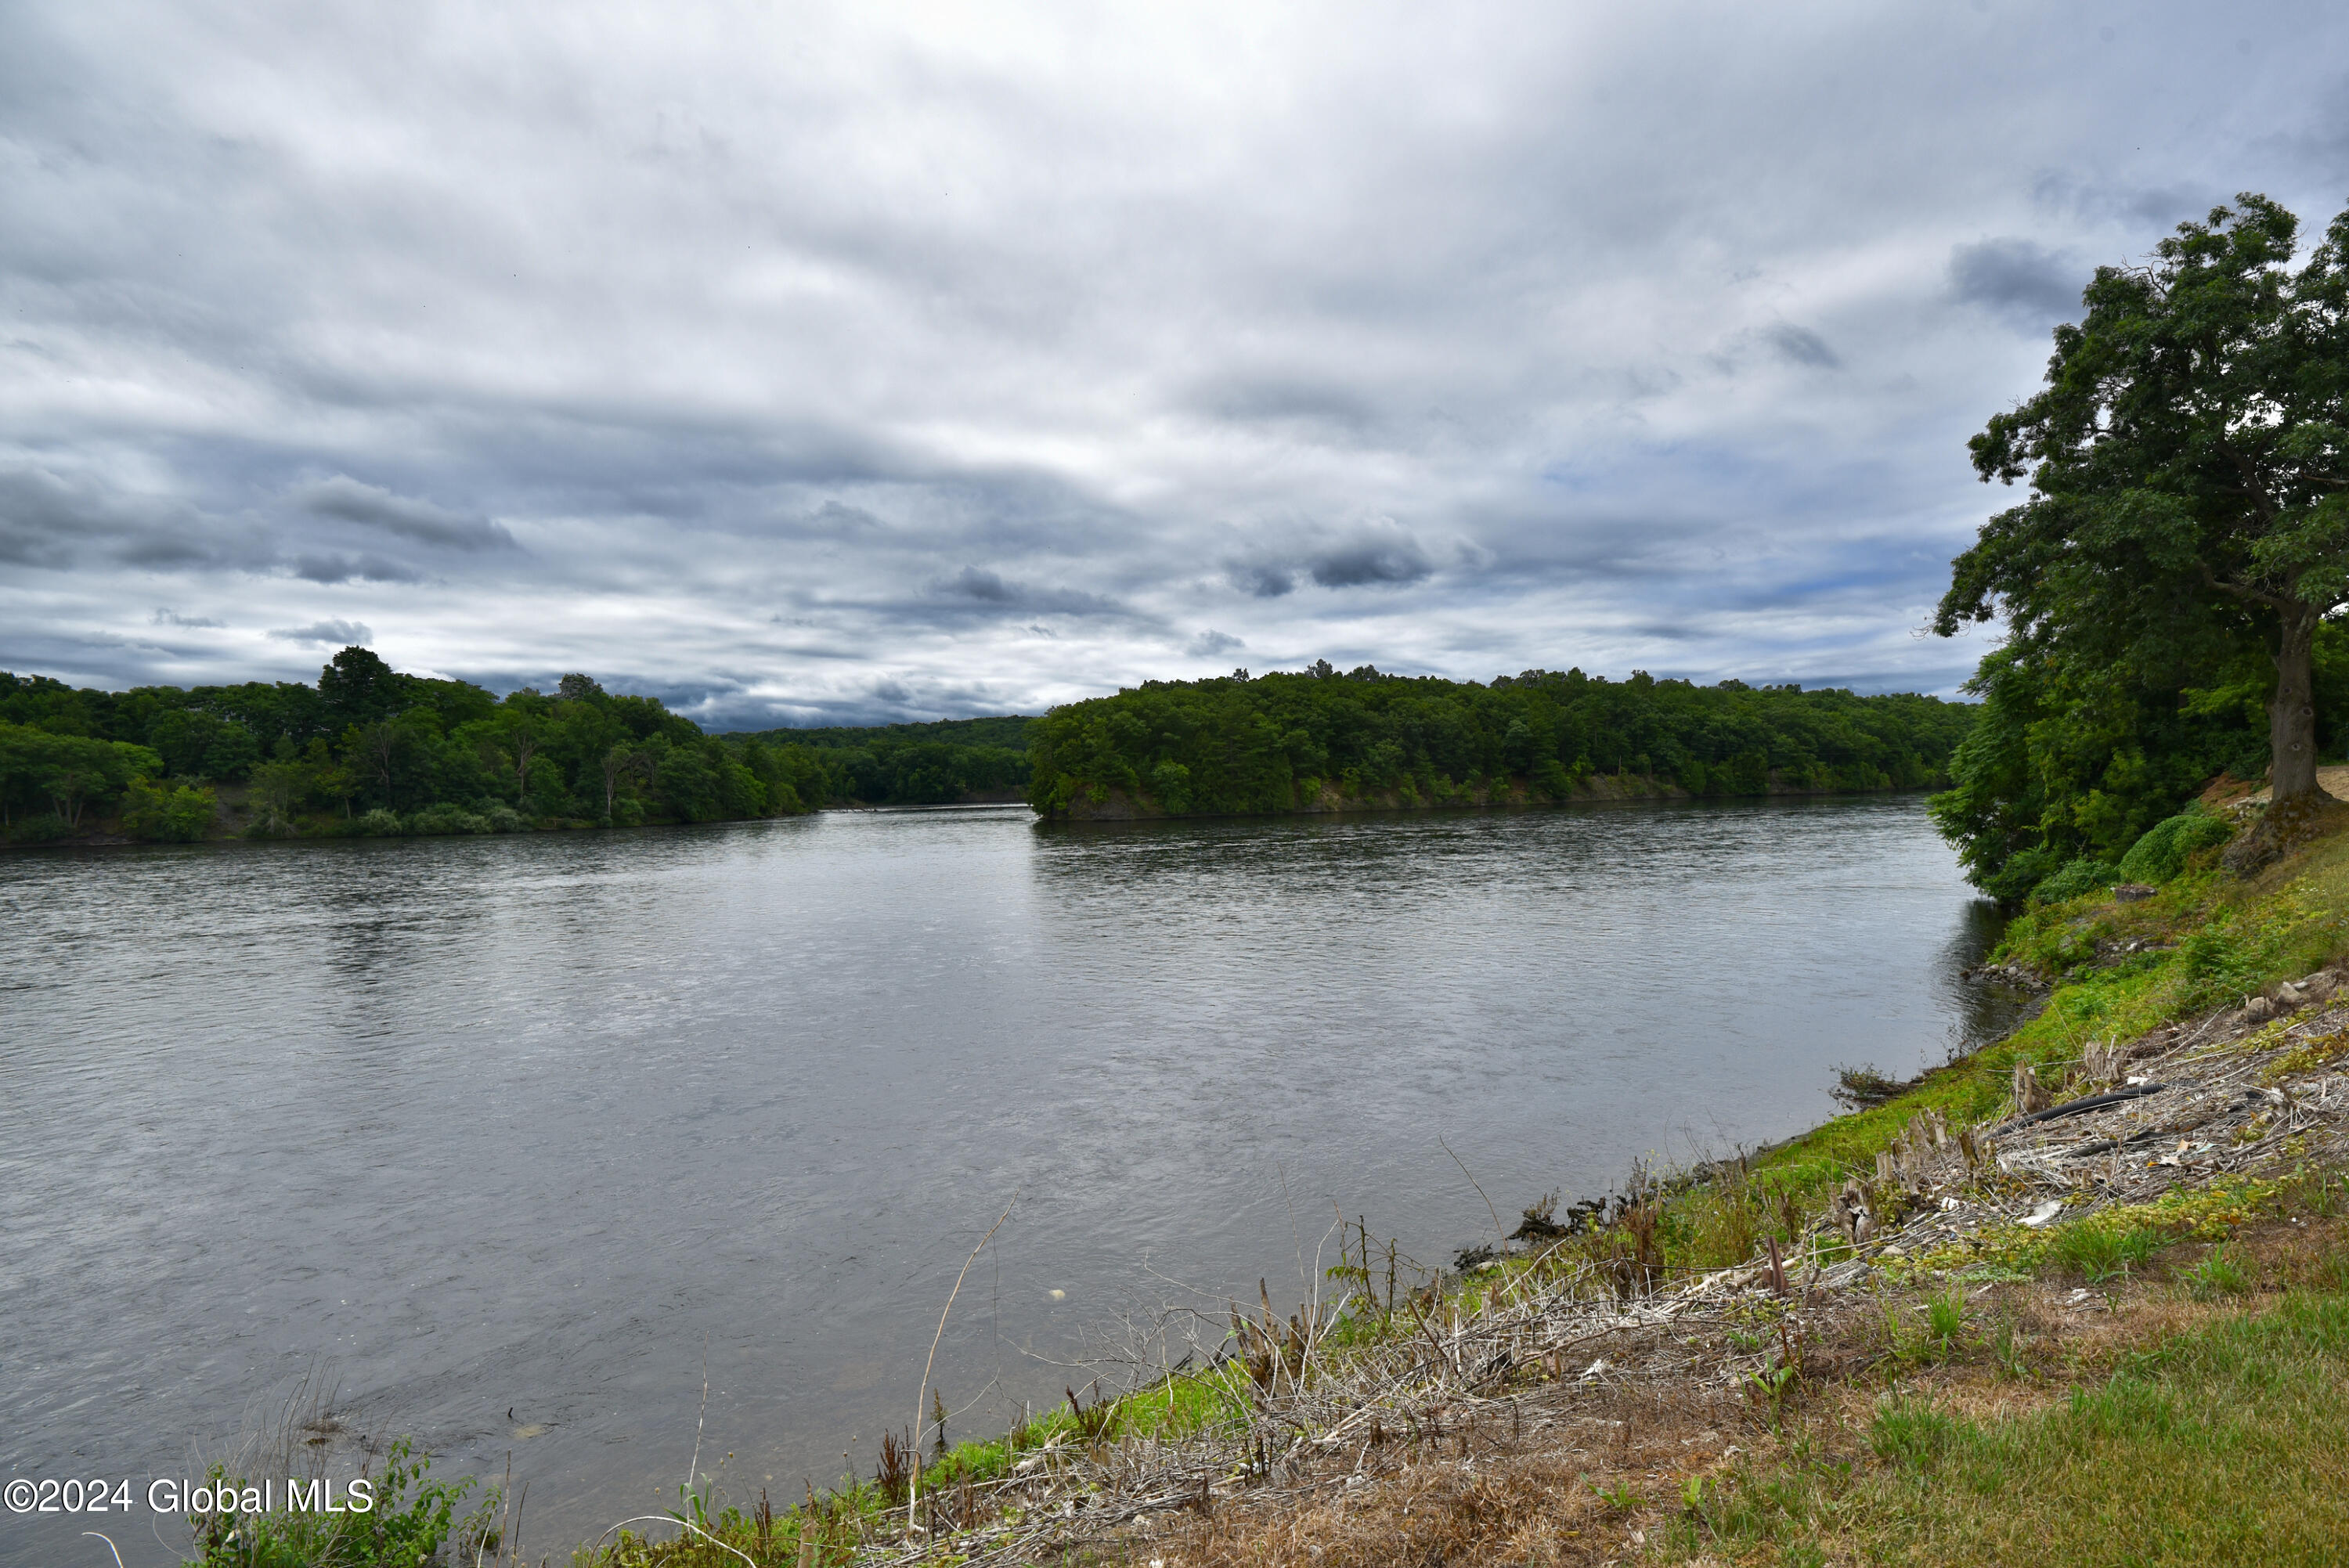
[2271,607,2326,802]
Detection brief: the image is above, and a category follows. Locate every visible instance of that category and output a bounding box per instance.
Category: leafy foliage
[1027,665,1972,817]
[186,1438,489,1568]
[728,716,1033,807]
[1934,193,2349,897]
[2,649,808,842]
[2119,809,2236,885]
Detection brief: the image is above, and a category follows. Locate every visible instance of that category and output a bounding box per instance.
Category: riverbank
[1054,768,1928,820]
[0,777,806,849]
[544,799,2349,1566]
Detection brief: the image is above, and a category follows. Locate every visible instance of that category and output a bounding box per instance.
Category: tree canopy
[1932,194,2349,896]
[1027,664,1972,818]
[726,716,1032,806]
[1938,196,2349,803]
[1,649,803,841]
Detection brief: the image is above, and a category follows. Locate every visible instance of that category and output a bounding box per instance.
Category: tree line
[727,716,1031,806]
[2,647,799,842]
[1027,661,1974,819]
[0,648,1041,845]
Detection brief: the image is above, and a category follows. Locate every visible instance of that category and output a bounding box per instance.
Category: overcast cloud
[4,1,2346,726]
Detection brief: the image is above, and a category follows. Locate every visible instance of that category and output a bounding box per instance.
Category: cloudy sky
[4,1,2346,726]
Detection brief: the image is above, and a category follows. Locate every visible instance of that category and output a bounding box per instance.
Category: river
[0,797,2024,1565]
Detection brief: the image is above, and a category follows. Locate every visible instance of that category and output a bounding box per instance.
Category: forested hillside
[1027,663,1972,819]
[0,647,806,842]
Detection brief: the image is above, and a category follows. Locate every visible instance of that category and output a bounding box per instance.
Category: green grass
[1644,827,2349,1276]
[2049,1223,2161,1283]
[1668,1281,2349,1566]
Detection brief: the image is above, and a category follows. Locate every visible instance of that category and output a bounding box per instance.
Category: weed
[1925,1289,1966,1354]
[2050,1223,2160,1283]
[2281,1167,2349,1218]
[187,1437,484,1568]
[1064,1384,1114,1444]
[873,1427,913,1504]
[1990,1314,2033,1381]
[1683,1175,1763,1270]
[1869,1395,1965,1471]
[1831,1064,1910,1108]
[1743,1360,1799,1425]
[2186,1244,2252,1297]
[2266,1028,2349,1082]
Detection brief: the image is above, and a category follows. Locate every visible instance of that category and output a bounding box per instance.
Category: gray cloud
[290,553,426,585]
[1307,535,1435,589]
[2,0,2345,718]
[1950,238,2082,323]
[930,566,1133,620]
[151,608,225,629]
[1229,563,1297,599]
[297,476,516,552]
[944,566,1016,604]
[1763,324,1840,369]
[0,470,85,568]
[269,618,373,646]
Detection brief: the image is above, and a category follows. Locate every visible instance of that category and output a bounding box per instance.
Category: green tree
[317,645,406,730]
[121,780,218,842]
[34,734,157,827]
[0,721,41,827]
[598,742,651,823]
[1936,194,2349,818]
[247,758,313,834]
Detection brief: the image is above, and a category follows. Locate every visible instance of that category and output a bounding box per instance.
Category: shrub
[2118,809,2234,885]
[2029,856,2119,907]
[120,780,218,842]
[7,813,70,843]
[187,1437,491,1568]
[357,808,403,837]
[482,802,526,833]
[1983,845,2064,907]
[408,802,490,836]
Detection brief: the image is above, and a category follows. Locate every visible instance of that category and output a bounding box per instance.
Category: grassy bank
[1651,1191,2349,1566]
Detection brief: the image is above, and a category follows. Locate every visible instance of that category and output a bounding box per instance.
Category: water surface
[0,798,2021,1565]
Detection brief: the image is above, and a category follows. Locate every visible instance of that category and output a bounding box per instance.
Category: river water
[1,798,2022,1565]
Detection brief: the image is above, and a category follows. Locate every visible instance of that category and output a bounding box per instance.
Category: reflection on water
[0,798,2021,1565]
